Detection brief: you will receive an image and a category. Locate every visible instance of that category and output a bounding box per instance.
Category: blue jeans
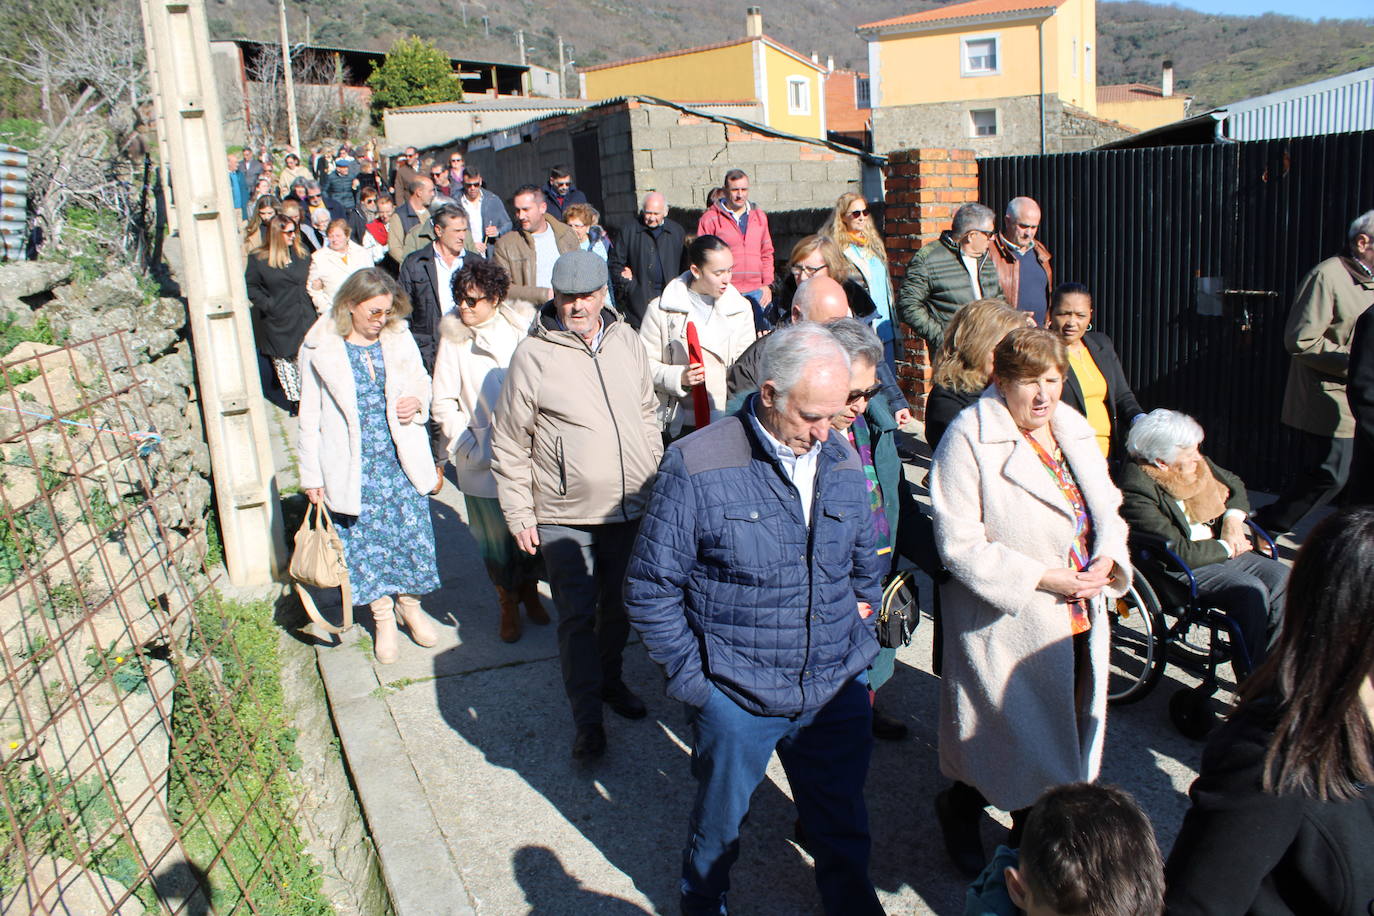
[680,677,882,916]
[741,288,770,333]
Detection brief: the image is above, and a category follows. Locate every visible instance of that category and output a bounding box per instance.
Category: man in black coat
[542,165,588,222]
[608,192,687,329]
[1344,304,1374,507]
[399,205,482,478]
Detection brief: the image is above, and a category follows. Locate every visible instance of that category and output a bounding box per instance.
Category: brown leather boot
[495,586,522,643]
[519,581,551,625]
[395,594,438,647]
[370,596,399,664]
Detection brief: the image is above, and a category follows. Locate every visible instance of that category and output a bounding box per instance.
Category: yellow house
[577,8,829,140]
[1097,65,1192,131]
[859,0,1097,139]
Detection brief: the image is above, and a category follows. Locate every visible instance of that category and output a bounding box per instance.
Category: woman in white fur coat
[297,268,440,665]
[638,235,756,442]
[928,327,1132,879]
[430,259,547,644]
[307,218,372,315]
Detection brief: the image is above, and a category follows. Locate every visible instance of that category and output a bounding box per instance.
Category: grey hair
[303,180,322,193]
[1005,196,1038,219]
[761,323,850,406]
[641,191,667,210]
[825,317,882,369]
[431,204,468,230]
[1349,210,1374,245]
[952,202,996,236]
[1126,408,1205,465]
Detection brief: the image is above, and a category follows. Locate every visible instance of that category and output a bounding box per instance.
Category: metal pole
[139,0,288,585]
[279,0,302,154]
[517,30,526,66]
[557,36,566,98]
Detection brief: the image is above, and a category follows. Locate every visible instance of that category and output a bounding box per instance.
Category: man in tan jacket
[492,184,579,303]
[491,250,663,760]
[1255,210,1374,535]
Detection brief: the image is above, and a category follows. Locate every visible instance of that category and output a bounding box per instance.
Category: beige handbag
[289,502,353,634]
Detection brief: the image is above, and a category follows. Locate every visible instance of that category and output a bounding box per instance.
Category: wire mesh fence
[0,331,330,914]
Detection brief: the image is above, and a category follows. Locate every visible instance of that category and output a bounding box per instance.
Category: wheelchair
[1106,519,1278,739]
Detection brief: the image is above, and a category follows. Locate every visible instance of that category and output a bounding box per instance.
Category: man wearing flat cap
[492,250,664,759]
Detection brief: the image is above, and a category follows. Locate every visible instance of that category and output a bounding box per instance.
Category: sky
[1157,0,1374,19]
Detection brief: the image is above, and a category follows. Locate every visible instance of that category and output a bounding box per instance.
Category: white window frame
[787,76,811,115]
[960,34,1001,77]
[855,76,871,110]
[969,108,998,138]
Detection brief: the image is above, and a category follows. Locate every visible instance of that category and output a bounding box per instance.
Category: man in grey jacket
[491,250,664,760]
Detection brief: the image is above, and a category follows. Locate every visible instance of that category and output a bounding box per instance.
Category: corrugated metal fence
[0,146,27,261]
[979,130,1374,491]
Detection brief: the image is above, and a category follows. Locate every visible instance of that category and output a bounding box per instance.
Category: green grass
[0,117,42,149]
[168,597,331,915]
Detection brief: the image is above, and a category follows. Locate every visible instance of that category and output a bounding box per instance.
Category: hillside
[202,0,1374,109]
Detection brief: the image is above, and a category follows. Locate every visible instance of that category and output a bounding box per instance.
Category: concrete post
[140,0,288,585]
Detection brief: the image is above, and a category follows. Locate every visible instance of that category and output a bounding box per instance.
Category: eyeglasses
[362,308,393,320]
[463,182,482,189]
[790,263,826,278]
[450,158,464,165]
[846,383,883,404]
[847,208,870,219]
[552,181,572,190]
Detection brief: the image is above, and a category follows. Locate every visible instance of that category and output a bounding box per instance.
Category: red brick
[917,148,950,161]
[949,149,976,160]
[949,175,979,189]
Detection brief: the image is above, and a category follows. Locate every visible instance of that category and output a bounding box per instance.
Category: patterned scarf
[1022,430,1093,635]
[848,415,891,556]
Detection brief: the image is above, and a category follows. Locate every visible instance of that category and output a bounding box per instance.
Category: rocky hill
[204,0,1374,109]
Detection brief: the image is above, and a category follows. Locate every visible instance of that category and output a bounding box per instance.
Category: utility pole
[482,16,489,37]
[557,36,566,98]
[460,1,467,28]
[138,0,288,585]
[516,30,526,66]
[278,0,302,154]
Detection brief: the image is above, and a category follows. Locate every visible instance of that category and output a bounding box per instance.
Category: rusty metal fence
[0,331,327,914]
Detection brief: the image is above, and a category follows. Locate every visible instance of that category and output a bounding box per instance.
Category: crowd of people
[245,139,1374,914]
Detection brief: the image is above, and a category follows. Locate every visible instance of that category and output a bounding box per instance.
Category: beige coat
[430,302,535,499]
[306,242,372,314]
[490,305,663,535]
[639,275,756,436]
[296,316,437,516]
[929,393,1132,812]
[277,164,313,197]
[491,217,579,303]
[1280,255,1374,437]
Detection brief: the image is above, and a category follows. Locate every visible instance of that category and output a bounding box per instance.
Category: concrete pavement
[276,404,1307,915]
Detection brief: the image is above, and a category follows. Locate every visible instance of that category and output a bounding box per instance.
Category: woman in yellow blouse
[1047,283,1144,463]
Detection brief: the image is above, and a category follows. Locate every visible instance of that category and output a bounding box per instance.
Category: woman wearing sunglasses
[245,215,315,411]
[828,192,898,373]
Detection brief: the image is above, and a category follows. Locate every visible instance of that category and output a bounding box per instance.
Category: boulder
[0,259,74,303]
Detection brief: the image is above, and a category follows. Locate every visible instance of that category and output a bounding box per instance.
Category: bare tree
[246,44,363,147]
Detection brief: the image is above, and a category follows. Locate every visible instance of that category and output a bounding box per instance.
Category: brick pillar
[882,148,979,420]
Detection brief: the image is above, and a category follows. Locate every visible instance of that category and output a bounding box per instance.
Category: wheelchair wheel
[1108,576,1166,705]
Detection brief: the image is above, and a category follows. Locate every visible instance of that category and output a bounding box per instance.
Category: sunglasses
[846,382,883,404]
[308,194,322,201]
[847,208,870,218]
[281,227,297,235]
[463,182,482,189]
[362,308,393,320]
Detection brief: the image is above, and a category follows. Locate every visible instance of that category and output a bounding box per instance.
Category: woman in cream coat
[297,268,440,664]
[430,259,548,644]
[639,234,756,441]
[928,327,1132,879]
[307,219,372,314]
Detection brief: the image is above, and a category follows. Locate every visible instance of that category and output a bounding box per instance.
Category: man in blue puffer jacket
[624,322,887,916]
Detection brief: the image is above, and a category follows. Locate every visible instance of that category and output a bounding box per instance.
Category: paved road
[276,407,1305,916]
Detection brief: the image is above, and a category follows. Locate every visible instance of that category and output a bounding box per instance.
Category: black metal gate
[979,131,1374,490]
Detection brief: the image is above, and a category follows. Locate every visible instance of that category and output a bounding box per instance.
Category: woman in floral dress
[297,268,442,663]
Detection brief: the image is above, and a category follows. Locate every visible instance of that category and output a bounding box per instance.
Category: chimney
[1162,59,1174,98]
[745,7,763,38]
[827,55,834,73]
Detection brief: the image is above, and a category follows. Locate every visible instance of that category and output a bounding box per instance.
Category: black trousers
[1256,431,1352,533]
[1191,550,1288,677]
[537,520,639,727]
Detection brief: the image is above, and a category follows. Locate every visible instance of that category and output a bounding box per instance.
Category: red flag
[685,321,711,429]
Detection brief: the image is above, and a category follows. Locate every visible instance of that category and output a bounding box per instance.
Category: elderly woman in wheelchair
[1117,409,1287,685]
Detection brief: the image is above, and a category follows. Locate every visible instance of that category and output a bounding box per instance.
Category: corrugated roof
[389,98,592,115]
[578,35,826,74]
[1097,83,1192,104]
[859,0,1064,31]
[220,36,526,72]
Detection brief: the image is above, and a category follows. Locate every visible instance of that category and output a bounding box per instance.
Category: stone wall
[446,99,877,232]
[872,94,1134,158]
[881,148,981,419]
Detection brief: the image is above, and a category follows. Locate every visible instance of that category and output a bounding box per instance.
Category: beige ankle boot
[395,594,438,647]
[371,596,399,664]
